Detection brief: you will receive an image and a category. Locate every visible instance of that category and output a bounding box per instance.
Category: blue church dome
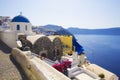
[11,15,30,23]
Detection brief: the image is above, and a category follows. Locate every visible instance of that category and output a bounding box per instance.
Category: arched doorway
[39,50,47,59]
[41,53,47,58]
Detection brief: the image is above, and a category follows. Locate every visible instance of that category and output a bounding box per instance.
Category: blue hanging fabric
[72,37,84,55]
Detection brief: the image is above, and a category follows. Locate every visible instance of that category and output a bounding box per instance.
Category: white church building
[0,14,35,48]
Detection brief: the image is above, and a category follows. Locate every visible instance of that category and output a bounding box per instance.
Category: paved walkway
[0,40,27,80]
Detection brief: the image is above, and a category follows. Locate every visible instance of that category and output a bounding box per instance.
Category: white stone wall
[0,31,17,48]
[12,48,70,80]
[87,64,119,80]
[10,22,33,35]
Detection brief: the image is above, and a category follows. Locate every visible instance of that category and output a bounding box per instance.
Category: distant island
[67,27,120,35]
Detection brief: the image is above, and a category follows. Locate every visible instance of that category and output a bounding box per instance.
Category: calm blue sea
[75,35,120,78]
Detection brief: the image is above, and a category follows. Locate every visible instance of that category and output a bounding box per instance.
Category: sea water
[75,35,120,78]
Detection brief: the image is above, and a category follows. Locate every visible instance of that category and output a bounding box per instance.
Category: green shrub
[99,73,105,79]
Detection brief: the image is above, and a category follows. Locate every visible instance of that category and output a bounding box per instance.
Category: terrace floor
[0,40,27,80]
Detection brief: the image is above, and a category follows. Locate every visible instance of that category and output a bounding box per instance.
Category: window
[25,25,27,31]
[17,25,20,30]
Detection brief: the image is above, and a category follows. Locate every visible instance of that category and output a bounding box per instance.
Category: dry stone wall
[19,35,63,61]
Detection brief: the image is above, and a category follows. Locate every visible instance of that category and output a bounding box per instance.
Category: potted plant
[99,73,105,80]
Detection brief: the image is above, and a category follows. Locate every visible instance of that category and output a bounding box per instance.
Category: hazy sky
[0,0,120,29]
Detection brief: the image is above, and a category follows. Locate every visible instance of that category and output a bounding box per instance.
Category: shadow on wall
[0,40,12,53]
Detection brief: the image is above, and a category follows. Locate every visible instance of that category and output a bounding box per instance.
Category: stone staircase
[72,70,82,76]
[0,40,27,80]
[67,66,83,78]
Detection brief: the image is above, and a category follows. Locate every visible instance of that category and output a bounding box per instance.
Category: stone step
[72,70,82,76]
[70,66,81,72]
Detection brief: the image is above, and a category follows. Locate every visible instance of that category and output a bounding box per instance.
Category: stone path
[0,40,27,80]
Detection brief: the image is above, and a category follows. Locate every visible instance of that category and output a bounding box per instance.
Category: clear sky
[0,0,120,29]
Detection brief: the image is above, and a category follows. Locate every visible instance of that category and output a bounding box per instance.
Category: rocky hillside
[33,24,72,36]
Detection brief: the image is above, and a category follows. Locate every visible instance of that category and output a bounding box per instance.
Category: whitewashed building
[0,14,34,48]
